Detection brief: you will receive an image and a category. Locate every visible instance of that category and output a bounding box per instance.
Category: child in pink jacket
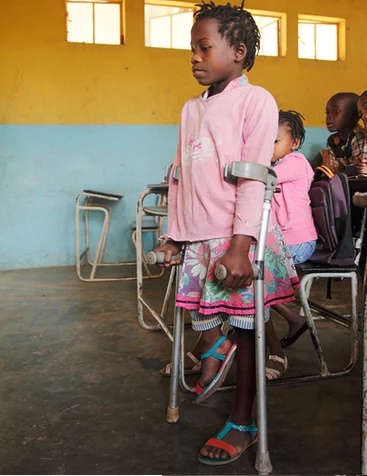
[266,110,318,379]
[154,2,299,466]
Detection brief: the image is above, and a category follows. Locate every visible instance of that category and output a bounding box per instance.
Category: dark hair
[279,110,306,149]
[360,90,367,98]
[194,1,260,71]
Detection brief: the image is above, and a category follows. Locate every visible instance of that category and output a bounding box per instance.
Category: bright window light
[253,15,280,57]
[145,3,194,50]
[298,19,338,61]
[66,0,123,45]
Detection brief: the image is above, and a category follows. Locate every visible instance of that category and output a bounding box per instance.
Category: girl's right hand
[152,240,182,267]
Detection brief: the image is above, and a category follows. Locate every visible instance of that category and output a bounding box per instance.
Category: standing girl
[155,1,299,466]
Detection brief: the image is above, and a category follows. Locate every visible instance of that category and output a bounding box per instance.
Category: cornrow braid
[194,1,260,71]
[279,110,306,149]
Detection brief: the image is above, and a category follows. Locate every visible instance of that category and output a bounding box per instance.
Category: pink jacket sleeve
[233,88,278,239]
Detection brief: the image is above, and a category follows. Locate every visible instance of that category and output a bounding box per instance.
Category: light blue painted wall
[0,125,329,270]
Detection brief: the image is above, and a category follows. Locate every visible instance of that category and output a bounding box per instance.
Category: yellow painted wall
[1,0,367,126]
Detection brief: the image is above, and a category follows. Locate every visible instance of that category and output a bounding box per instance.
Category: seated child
[265,110,318,377]
[358,90,367,131]
[312,92,367,174]
[358,90,367,173]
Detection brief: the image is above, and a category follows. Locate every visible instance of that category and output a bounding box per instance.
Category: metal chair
[292,261,359,382]
[132,190,167,279]
[351,191,367,476]
[75,190,137,282]
[136,183,172,331]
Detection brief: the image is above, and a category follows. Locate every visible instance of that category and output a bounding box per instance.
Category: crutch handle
[215,264,229,280]
[215,263,258,280]
[146,251,182,265]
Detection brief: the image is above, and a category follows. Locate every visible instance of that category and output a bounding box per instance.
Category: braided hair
[194,1,260,71]
[279,110,306,149]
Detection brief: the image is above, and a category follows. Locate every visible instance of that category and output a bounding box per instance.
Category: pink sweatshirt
[166,76,278,243]
[272,152,317,245]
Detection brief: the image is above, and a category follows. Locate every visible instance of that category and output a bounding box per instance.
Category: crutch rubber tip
[166,406,179,423]
[215,264,228,280]
[255,451,273,475]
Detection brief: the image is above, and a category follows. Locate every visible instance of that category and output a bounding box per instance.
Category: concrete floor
[0,266,363,475]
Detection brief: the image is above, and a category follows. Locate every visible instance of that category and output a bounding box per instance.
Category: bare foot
[160,351,201,376]
[200,419,257,461]
[265,354,288,380]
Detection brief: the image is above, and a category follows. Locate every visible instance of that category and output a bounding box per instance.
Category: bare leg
[196,326,233,389]
[200,328,256,460]
[265,319,288,378]
[162,325,236,377]
[186,332,203,360]
[265,319,284,358]
[272,303,305,337]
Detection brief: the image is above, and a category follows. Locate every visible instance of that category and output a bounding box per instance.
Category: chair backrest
[308,165,355,266]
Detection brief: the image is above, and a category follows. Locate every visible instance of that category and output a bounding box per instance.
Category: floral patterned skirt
[176,225,299,320]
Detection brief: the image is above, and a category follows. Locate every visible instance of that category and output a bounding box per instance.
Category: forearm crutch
[146,250,184,422]
[216,161,277,476]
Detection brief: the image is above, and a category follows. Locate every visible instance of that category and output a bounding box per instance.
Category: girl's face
[190,18,246,96]
[358,96,367,131]
[272,123,300,164]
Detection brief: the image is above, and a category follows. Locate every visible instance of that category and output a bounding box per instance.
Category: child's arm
[219,88,278,288]
[273,154,308,184]
[159,126,183,265]
[233,88,278,239]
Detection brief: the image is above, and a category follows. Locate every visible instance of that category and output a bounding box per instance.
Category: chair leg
[84,208,92,265]
[75,202,82,279]
[348,272,359,370]
[90,207,109,280]
[160,266,176,321]
[299,276,313,318]
[361,288,367,475]
[298,274,330,376]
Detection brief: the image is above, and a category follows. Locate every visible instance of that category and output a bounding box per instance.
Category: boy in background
[312,92,367,174]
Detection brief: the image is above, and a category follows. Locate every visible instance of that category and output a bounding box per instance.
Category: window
[251,14,282,57]
[145,1,195,49]
[298,15,345,61]
[66,0,124,45]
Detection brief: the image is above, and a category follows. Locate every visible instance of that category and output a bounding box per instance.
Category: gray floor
[0,266,363,475]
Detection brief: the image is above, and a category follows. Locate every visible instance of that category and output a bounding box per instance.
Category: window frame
[248,10,286,58]
[66,0,125,45]
[144,0,196,50]
[298,14,346,61]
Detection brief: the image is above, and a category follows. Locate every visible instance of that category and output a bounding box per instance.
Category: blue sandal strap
[217,420,258,440]
[200,335,227,361]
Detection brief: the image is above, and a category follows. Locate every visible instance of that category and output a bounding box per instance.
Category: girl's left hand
[214,235,254,289]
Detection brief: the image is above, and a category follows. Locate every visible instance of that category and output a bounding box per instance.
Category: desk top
[146,183,169,194]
